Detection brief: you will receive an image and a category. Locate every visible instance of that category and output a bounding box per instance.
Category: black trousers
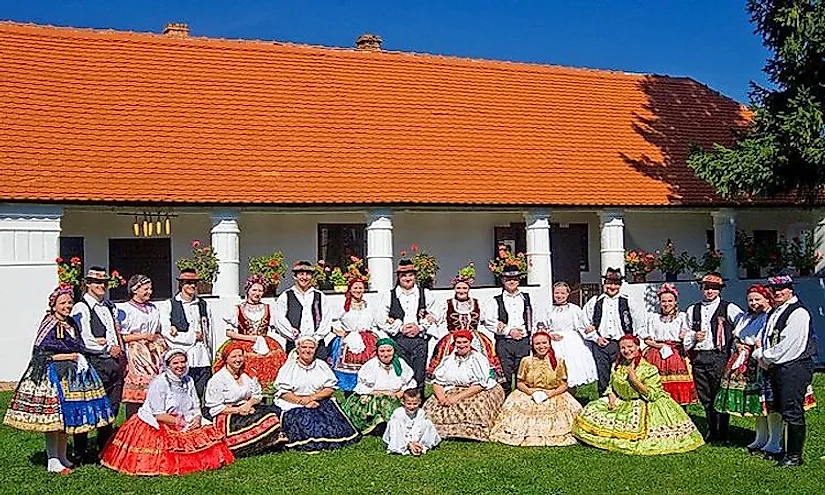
[393,334,428,399]
[74,354,124,457]
[189,366,212,403]
[586,339,619,395]
[769,357,814,426]
[692,349,729,438]
[495,337,531,395]
[285,339,329,362]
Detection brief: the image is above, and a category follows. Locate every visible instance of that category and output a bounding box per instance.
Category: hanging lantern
[133,216,140,237]
[142,220,149,237]
[165,217,171,235]
[147,219,154,236]
[156,218,162,235]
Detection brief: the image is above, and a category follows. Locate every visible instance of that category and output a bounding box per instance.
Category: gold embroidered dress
[489,356,582,446]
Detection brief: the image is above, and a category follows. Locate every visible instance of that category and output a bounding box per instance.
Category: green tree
[688,0,825,204]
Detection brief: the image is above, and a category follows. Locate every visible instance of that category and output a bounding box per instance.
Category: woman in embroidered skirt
[573,334,704,455]
[710,284,780,456]
[101,349,234,476]
[489,331,582,446]
[328,277,385,393]
[639,284,696,405]
[274,336,361,451]
[541,281,598,389]
[423,330,505,441]
[341,338,417,433]
[4,284,115,474]
[117,274,168,418]
[428,265,503,382]
[205,342,286,456]
[213,275,287,394]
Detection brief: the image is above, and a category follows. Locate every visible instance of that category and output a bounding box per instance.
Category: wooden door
[108,238,172,301]
[551,223,588,301]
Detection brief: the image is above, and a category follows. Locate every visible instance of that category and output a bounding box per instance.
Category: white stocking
[45,432,64,472]
[747,416,768,450]
[763,412,783,453]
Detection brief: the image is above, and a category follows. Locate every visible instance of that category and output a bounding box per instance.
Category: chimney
[355,33,382,51]
[163,22,189,38]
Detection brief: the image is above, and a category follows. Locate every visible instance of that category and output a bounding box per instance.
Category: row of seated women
[109,329,704,475]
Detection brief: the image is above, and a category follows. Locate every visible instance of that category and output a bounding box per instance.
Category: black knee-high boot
[777,424,805,467]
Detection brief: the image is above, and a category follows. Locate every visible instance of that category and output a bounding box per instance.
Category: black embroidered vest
[690,300,734,354]
[170,298,209,333]
[770,301,817,362]
[494,292,533,337]
[592,295,633,335]
[285,289,322,332]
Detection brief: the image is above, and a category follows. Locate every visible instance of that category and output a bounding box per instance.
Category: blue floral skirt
[281,398,361,452]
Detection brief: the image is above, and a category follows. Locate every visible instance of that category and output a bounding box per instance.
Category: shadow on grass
[27,449,46,467]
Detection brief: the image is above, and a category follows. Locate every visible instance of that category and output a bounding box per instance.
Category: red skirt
[101,415,235,476]
[643,344,697,405]
[212,337,287,392]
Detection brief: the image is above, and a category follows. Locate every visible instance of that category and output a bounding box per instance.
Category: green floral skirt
[341,394,401,434]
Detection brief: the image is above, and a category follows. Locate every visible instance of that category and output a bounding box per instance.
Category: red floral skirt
[212,337,287,392]
[643,344,697,405]
[101,415,234,476]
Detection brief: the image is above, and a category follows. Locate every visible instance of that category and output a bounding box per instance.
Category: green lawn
[1,376,823,495]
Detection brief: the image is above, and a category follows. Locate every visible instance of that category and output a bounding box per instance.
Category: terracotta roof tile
[0,22,752,206]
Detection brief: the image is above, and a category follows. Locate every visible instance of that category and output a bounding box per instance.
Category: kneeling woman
[341,338,417,433]
[274,336,361,451]
[490,331,582,446]
[101,350,234,476]
[573,335,704,455]
[4,284,115,474]
[423,330,505,441]
[205,343,286,457]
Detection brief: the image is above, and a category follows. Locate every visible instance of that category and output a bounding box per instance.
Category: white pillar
[210,210,240,297]
[0,205,62,380]
[525,209,552,305]
[599,209,625,277]
[366,209,394,293]
[816,212,825,274]
[711,209,737,281]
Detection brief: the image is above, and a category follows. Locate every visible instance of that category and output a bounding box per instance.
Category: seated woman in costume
[4,284,115,474]
[205,343,286,457]
[118,274,168,418]
[274,336,361,451]
[101,350,234,476]
[328,277,386,394]
[573,334,704,455]
[213,275,287,393]
[428,264,502,381]
[541,281,598,390]
[639,284,696,406]
[423,330,505,441]
[383,388,441,456]
[489,331,582,446]
[341,338,417,433]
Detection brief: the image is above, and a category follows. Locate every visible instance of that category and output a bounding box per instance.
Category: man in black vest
[70,266,124,462]
[583,267,635,395]
[685,272,743,443]
[162,268,214,401]
[274,261,332,360]
[754,274,817,466]
[380,259,439,399]
[483,263,534,395]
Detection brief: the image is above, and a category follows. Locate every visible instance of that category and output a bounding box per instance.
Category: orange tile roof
[0,22,754,207]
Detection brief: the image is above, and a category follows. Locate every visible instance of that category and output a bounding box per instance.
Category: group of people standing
[3,257,818,476]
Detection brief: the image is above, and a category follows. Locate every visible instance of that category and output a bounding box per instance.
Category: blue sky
[2,0,770,103]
